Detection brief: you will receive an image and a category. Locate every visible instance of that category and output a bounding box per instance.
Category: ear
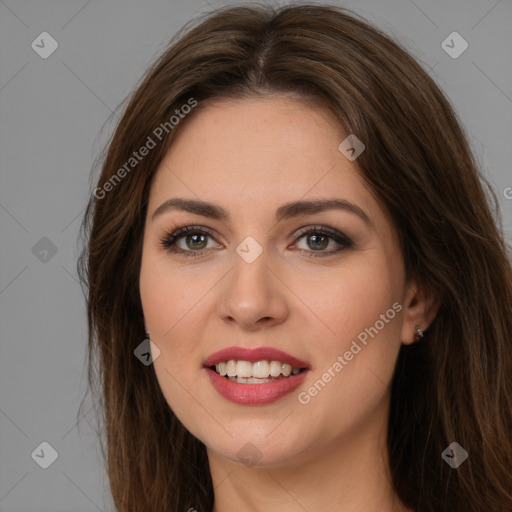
[400,277,440,345]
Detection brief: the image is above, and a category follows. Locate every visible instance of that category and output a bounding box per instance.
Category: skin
[139,95,437,512]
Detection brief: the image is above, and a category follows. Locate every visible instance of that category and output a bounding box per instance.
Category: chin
[205,431,308,469]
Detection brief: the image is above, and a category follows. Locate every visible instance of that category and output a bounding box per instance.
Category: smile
[203,347,310,405]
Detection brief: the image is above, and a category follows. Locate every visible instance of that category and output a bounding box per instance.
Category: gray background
[0,0,511,510]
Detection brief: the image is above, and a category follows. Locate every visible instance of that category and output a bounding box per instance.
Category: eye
[160,226,221,258]
[291,226,353,258]
[159,225,353,259]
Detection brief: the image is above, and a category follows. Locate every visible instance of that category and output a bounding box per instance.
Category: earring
[414,325,424,342]
[144,327,150,340]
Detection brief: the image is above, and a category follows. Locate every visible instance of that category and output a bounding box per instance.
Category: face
[139,95,415,468]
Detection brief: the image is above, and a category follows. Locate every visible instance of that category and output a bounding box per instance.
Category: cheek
[139,250,213,421]
[290,250,402,349]
[139,249,203,346]
[290,253,403,420]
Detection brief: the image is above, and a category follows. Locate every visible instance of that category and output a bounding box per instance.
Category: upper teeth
[215,360,301,378]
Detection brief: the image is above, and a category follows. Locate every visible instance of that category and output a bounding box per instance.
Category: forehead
[148,96,378,225]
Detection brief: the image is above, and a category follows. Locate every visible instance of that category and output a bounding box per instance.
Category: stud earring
[414,325,424,342]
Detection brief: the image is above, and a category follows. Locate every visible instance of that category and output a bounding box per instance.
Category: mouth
[203,347,310,405]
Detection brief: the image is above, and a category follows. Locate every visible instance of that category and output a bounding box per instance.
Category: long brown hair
[78,3,512,511]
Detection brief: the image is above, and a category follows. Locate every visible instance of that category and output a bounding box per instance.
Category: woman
[78,3,512,511]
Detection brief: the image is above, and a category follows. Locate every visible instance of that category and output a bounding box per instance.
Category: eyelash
[159,225,353,259]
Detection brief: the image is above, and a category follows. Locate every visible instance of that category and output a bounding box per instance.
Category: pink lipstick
[203,346,310,405]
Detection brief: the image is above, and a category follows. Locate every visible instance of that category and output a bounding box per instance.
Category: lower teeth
[226,375,292,384]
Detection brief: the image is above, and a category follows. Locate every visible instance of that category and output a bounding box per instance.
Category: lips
[205,369,309,405]
[203,346,311,405]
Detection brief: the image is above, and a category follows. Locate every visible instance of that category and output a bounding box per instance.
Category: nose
[217,247,289,331]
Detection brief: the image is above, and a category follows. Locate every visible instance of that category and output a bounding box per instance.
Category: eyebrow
[151,197,372,226]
